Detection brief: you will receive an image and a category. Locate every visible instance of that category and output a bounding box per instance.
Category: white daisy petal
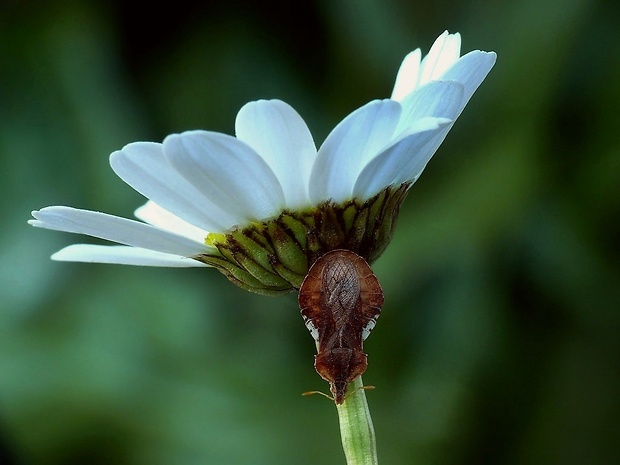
[164,131,285,225]
[134,201,208,244]
[110,142,238,232]
[309,99,402,204]
[353,117,452,198]
[52,244,208,267]
[393,125,452,185]
[235,99,317,209]
[440,50,497,110]
[396,80,464,134]
[29,206,210,257]
[419,31,461,85]
[391,49,422,101]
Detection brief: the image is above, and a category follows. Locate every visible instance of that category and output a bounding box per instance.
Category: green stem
[336,376,378,465]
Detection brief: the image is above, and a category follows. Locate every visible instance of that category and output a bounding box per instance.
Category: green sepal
[198,255,291,295]
[230,248,290,288]
[367,183,409,263]
[316,203,346,250]
[342,203,359,232]
[228,230,277,274]
[345,205,369,252]
[266,221,308,276]
[279,213,311,250]
[271,262,305,289]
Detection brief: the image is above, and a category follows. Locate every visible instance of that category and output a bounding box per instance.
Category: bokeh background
[1,0,619,464]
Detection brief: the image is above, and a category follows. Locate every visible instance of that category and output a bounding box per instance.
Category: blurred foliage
[1,0,619,464]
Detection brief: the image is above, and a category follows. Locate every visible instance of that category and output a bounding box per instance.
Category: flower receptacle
[196,183,410,294]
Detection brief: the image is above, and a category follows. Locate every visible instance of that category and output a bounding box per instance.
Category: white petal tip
[468,50,497,64]
[50,251,69,261]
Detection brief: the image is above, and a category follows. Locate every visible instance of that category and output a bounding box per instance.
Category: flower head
[30,31,496,295]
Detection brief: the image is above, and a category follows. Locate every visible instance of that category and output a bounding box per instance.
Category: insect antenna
[348,384,376,397]
[301,390,334,401]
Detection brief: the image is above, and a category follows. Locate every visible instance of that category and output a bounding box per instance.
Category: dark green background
[1,1,618,464]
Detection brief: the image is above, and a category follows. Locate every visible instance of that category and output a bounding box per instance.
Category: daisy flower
[30,31,496,295]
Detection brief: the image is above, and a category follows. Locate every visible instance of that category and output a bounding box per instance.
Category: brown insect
[298,249,384,404]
